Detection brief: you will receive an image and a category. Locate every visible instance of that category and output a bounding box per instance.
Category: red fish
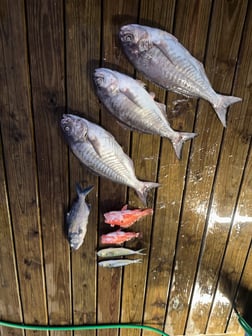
[100,229,141,245]
[104,205,153,228]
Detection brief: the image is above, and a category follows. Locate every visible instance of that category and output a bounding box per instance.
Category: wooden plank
[141,1,212,335]
[65,1,101,335]
[165,0,247,335]
[97,3,139,336]
[0,1,48,335]
[185,1,249,333]
[0,133,23,336]
[227,241,252,334]
[136,1,175,336]
[206,2,252,330]
[25,1,70,336]
[143,1,213,334]
[119,3,177,336]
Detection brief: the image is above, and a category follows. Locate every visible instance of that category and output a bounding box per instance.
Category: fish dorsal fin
[121,205,128,211]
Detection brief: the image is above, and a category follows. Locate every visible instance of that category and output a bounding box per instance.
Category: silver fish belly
[98,258,142,268]
[61,114,159,205]
[93,68,196,159]
[97,247,146,257]
[67,184,94,250]
[119,24,242,127]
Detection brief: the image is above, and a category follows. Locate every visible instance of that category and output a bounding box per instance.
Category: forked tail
[171,132,197,160]
[136,181,160,206]
[213,94,242,127]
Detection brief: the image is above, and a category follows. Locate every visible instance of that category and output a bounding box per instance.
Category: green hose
[0,320,169,336]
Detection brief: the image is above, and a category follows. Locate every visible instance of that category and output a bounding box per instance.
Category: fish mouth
[93,69,105,88]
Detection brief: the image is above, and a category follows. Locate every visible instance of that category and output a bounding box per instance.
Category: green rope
[0,320,169,336]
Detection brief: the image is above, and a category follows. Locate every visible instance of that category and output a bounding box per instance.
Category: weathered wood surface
[25,1,70,336]
[0,1,251,336]
[65,2,100,336]
[0,1,48,336]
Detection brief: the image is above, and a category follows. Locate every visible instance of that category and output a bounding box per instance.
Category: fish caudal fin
[136,182,160,206]
[76,184,94,197]
[214,94,242,127]
[172,132,197,160]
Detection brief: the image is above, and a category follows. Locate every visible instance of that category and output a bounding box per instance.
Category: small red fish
[100,229,141,245]
[104,205,153,228]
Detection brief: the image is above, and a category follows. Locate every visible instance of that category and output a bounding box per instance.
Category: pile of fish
[63,24,242,264]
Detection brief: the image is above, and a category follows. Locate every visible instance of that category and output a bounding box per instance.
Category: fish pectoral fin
[87,134,103,157]
[119,87,142,108]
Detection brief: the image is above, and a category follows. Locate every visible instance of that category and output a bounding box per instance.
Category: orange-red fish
[104,205,153,228]
[100,229,141,245]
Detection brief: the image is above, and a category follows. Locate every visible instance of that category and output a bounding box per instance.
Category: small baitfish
[67,184,94,250]
[61,114,159,205]
[97,247,146,257]
[100,229,141,245]
[104,204,153,228]
[93,68,196,159]
[98,258,142,268]
[119,24,242,127]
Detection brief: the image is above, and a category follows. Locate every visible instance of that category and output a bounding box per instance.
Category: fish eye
[95,76,104,87]
[64,125,71,133]
[123,33,134,42]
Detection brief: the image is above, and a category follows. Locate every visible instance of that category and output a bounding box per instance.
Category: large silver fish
[119,24,242,127]
[67,184,94,250]
[93,68,196,159]
[61,114,159,205]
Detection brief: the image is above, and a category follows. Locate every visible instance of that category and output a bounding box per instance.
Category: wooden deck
[1,1,252,335]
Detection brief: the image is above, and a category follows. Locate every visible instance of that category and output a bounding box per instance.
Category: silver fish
[119,24,242,127]
[93,68,196,159]
[98,258,142,268]
[67,184,94,250]
[97,247,146,257]
[61,114,159,205]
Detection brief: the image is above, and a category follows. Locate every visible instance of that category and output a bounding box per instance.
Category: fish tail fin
[133,258,143,264]
[142,208,154,216]
[136,248,146,255]
[136,182,160,206]
[171,132,197,159]
[76,184,94,197]
[214,94,242,127]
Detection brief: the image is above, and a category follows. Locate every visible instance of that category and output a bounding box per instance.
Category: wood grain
[97,3,140,336]
[185,1,248,334]
[0,1,48,335]
[0,1,252,335]
[65,1,101,335]
[0,134,23,336]
[25,1,70,335]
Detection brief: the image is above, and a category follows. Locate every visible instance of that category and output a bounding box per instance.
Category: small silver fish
[98,258,142,268]
[97,247,146,257]
[93,68,196,159]
[119,24,242,127]
[67,184,94,250]
[61,114,159,205]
